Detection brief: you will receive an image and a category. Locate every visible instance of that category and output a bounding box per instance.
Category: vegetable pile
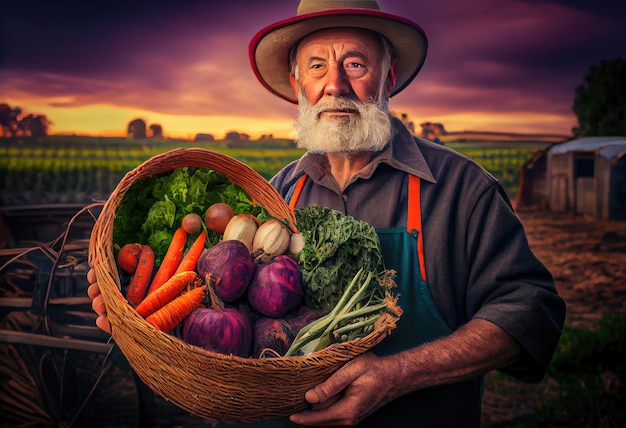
[113,168,400,359]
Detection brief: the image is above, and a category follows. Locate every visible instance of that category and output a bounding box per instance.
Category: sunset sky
[2,0,625,140]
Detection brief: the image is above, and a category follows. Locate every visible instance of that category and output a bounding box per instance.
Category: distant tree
[149,123,163,139]
[19,114,52,137]
[0,103,22,137]
[573,57,626,137]
[127,118,147,140]
[0,103,51,137]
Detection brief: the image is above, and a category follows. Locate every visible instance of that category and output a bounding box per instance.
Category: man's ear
[388,60,398,92]
[289,73,298,96]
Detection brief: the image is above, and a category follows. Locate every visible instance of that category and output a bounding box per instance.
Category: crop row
[0,144,541,206]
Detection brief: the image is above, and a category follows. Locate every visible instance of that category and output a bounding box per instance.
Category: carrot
[145,285,207,332]
[135,270,199,318]
[125,245,155,307]
[146,227,187,295]
[174,230,207,275]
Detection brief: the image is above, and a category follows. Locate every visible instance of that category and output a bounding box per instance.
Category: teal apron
[374,174,452,356]
[218,174,457,427]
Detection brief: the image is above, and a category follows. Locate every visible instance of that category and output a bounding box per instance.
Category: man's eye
[346,62,364,68]
[345,62,367,77]
[307,63,326,75]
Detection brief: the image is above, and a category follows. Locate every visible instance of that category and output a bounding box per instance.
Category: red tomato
[117,243,143,274]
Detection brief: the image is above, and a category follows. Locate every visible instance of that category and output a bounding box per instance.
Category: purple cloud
[1,0,624,134]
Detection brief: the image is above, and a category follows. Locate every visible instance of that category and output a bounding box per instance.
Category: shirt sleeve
[464,183,566,381]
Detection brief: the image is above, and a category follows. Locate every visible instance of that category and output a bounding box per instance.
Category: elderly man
[90,1,566,426]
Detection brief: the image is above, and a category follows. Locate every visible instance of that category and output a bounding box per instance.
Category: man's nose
[324,64,350,97]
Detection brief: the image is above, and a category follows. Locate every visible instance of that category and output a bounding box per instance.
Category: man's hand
[290,319,522,426]
[87,269,112,333]
[290,353,398,426]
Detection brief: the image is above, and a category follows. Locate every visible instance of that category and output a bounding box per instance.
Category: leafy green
[294,206,386,311]
[113,167,266,264]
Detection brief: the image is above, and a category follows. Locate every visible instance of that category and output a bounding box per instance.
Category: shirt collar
[286,116,436,184]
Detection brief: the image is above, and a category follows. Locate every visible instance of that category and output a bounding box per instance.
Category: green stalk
[285,270,385,356]
[294,268,364,340]
[284,268,365,356]
[313,272,374,345]
[333,300,388,325]
[332,314,380,338]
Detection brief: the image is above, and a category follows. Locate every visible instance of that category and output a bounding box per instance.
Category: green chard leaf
[294,206,386,311]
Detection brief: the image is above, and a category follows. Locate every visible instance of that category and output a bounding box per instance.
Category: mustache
[312,98,366,118]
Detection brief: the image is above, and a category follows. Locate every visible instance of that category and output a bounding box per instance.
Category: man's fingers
[91,294,107,316]
[305,359,359,404]
[309,391,342,411]
[87,268,96,284]
[96,315,112,334]
[87,282,100,299]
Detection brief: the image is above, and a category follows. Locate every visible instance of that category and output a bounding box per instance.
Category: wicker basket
[88,148,398,424]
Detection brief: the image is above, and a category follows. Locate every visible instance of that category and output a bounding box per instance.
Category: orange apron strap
[407,174,427,281]
[288,175,307,210]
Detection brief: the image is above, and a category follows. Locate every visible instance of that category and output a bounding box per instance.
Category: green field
[0,136,551,206]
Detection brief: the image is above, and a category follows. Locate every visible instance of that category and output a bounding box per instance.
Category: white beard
[292,93,393,154]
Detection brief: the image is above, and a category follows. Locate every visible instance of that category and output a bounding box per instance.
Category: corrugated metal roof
[598,144,626,160]
[550,136,626,154]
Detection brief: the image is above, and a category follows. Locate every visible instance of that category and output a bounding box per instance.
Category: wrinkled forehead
[293,27,385,59]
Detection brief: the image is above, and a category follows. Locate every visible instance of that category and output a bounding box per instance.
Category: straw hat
[249,0,428,103]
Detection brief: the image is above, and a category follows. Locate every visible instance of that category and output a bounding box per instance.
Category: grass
[484,312,626,427]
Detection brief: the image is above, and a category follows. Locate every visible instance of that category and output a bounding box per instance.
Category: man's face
[292,28,388,106]
[290,28,394,154]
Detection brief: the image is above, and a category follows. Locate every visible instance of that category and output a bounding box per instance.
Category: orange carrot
[174,230,207,275]
[146,227,187,295]
[145,285,207,332]
[125,245,155,307]
[135,270,199,318]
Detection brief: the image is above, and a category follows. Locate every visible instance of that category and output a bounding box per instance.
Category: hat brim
[249,8,428,103]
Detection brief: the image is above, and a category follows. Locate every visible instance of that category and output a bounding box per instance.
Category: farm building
[516,137,626,220]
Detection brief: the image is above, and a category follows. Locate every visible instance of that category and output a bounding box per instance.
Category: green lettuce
[113,167,265,264]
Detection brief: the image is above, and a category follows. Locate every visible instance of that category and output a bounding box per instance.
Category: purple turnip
[247,255,303,318]
[196,240,254,302]
[252,317,296,358]
[181,307,253,357]
[284,305,328,334]
[235,299,260,325]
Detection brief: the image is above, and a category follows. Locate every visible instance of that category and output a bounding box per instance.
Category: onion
[196,240,254,302]
[222,214,259,252]
[181,213,203,234]
[251,219,291,263]
[204,203,235,234]
[182,307,253,357]
[247,255,303,318]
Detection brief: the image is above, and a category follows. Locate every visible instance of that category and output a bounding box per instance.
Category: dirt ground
[481,208,626,426]
[516,208,626,329]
